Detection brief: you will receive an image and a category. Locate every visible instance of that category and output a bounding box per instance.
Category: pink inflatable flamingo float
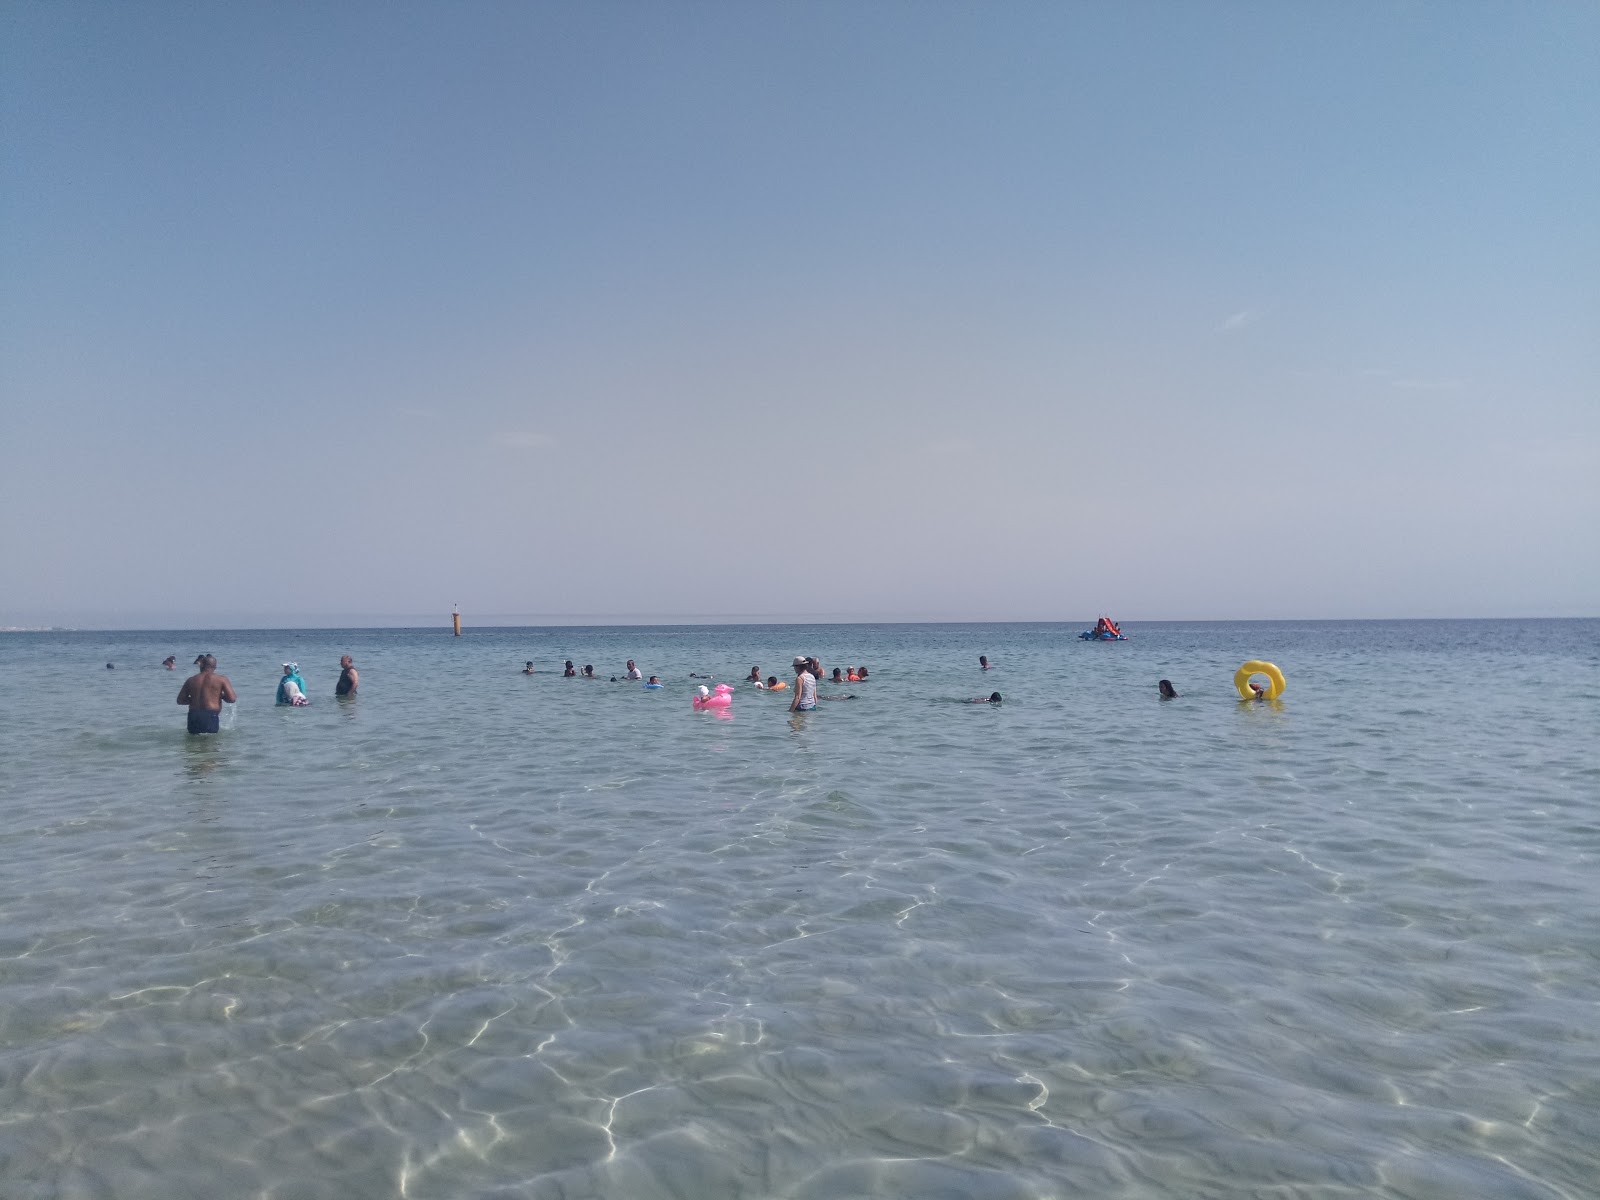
[692,683,734,712]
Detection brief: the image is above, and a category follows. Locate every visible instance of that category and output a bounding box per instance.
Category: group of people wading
[176,654,358,734]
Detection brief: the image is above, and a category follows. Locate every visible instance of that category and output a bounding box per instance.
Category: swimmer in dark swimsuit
[523,661,536,674]
[335,655,358,696]
[967,692,1002,704]
[177,654,236,733]
[564,661,577,677]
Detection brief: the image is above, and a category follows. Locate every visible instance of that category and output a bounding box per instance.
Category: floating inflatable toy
[643,682,663,689]
[693,683,734,710]
[1078,616,1127,641]
[1234,660,1287,700]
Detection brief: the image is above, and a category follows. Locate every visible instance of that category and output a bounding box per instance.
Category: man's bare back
[177,656,236,734]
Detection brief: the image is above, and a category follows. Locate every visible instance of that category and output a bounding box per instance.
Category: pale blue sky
[3,2,1596,626]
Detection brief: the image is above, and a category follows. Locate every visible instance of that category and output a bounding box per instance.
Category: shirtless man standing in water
[176,655,236,734]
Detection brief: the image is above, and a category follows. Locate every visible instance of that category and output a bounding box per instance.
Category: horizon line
[4,613,1595,633]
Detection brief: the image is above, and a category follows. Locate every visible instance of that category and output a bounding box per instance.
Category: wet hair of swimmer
[1158,679,1178,699]
[990,691,1002,702]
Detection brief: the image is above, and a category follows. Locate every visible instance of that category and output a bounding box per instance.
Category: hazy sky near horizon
[3,2,1596,626]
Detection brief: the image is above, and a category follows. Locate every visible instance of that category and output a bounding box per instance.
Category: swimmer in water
[177,654,237,734]
[1248,681,1267,701]
[626,660,642,680]
[1158,679,1178,700]
[763,676,786,691]
[335,655,358,696]
[563,661,577,677]
[746,666,761,682]
[582,664,595,678]
[979,655,990,670]
[789,657,817,712]
[523,661,536,674]
[105,663,114,670]
[277,662,309,706]
[856,666,869,680]
[162,656,177,670]
[646,675,661,686]
[831,667,844,683]
[967,692,1003,704]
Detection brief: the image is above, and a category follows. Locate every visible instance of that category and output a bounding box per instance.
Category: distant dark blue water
[2,620,1597,1198]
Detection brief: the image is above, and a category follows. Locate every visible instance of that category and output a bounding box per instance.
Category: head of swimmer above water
[989,692,1002,703]
[1158,679,1177,699]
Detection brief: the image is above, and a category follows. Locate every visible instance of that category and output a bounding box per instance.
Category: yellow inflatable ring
[1234,660,1286,700]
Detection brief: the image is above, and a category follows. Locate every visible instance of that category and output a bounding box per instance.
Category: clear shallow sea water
[1,619,1598,1200]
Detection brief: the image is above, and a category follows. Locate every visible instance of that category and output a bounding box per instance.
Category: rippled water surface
[2,620,1598,1199]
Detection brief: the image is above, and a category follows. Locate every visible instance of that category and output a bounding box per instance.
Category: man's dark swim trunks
[187,709,220,735]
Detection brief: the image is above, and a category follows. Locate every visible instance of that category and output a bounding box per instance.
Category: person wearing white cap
[788,655,817,713]
[276,662,309,706]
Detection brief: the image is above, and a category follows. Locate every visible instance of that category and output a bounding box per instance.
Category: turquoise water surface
[2,620,1597,1199]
